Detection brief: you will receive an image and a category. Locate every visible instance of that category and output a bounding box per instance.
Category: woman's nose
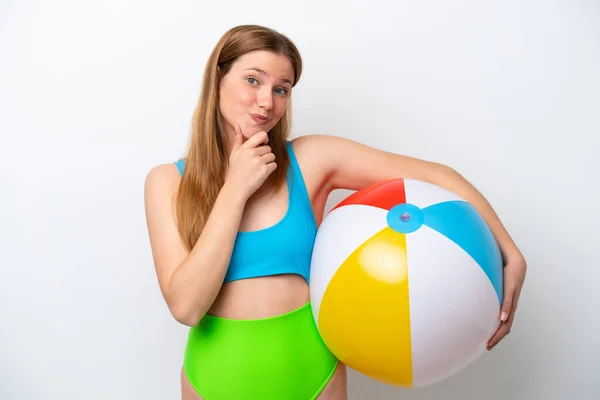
[256,87,273,110]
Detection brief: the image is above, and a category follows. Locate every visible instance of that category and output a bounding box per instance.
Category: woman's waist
[184,289,337,392]
[207,273,310,320]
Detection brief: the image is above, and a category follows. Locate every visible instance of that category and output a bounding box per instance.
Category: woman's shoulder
[288,134,343,190]
[289,134,340,165]
[289,133,333,154]
[144,161,182,200]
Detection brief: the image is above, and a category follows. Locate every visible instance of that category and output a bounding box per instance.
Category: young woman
[144,24,527,400]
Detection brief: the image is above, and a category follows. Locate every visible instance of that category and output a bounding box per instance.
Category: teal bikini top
[174,141,317,284]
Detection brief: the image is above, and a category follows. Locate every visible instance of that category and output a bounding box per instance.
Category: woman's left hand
[487,251,527,351]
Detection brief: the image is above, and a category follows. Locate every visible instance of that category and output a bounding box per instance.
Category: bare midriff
[207,274,310,319]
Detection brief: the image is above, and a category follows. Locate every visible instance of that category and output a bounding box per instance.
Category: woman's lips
[250,113,269,124]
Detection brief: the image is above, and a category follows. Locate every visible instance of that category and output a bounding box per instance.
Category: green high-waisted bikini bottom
[183,301,339,399]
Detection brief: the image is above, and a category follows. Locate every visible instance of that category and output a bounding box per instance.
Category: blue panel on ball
[422,201,503,304]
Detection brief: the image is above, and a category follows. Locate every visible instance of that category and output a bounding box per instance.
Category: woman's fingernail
[501,311,508,321]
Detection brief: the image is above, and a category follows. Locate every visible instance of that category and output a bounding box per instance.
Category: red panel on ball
[332,179,407,211]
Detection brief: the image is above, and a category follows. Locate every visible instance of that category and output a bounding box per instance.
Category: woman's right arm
[144,167,246,326]
[144,129,275,326]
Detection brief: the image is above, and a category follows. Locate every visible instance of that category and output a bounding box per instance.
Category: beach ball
[309,178,503,388]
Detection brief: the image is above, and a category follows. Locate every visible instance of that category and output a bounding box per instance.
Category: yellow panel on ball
[318,227,413,386]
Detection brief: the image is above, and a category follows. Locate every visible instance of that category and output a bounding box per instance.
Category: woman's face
[219,50,294,142]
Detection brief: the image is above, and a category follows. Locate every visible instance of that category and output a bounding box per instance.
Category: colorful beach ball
[309,178,503,388]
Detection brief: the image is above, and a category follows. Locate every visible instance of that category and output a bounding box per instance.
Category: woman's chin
[243,127,269,139]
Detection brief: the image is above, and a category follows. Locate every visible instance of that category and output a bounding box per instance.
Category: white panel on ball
[406,224,501,387]
[404,179,465,209]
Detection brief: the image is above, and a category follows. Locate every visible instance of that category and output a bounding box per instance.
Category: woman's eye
[275,88,288,96]
[246,77,258,85]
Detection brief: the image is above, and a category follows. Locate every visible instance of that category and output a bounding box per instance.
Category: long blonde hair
[175,25,303,250]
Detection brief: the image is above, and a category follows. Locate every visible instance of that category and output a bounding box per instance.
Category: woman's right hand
[225,124,277,200]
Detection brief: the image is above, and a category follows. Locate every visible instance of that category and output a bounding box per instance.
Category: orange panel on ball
[318,227,413,386]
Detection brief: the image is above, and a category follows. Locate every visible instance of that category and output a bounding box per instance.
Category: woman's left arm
[304,134,527,350]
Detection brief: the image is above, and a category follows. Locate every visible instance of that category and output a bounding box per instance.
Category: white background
[1,1,599,399]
